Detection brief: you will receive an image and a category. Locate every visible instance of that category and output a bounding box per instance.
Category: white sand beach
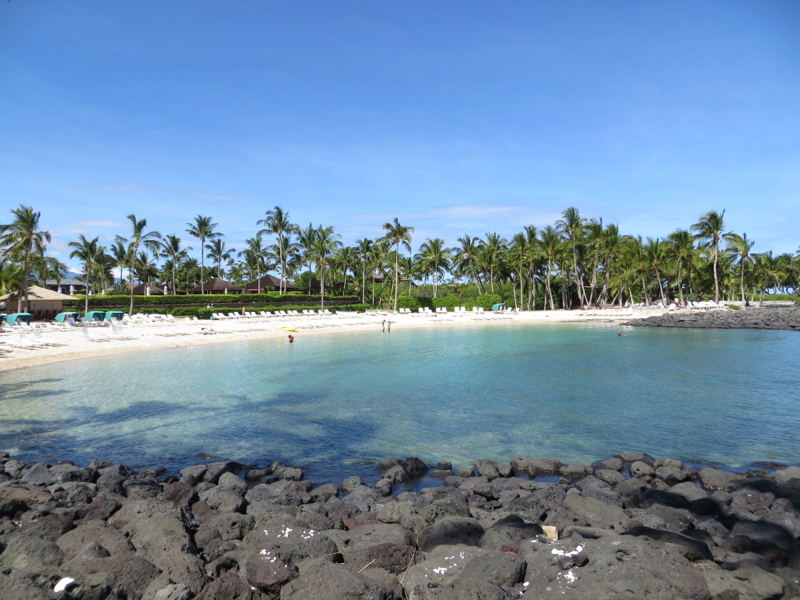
[0,307,670,373]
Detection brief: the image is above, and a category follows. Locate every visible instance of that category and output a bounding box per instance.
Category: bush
[729,304,740,311]
[432,295,461,311]
[395,296,432,311]
[171,303,370,319]
[62,293,360,309]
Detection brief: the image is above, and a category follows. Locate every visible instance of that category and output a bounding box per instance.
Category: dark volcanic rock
[418,516,485,551]
[627,305,800,331]
[481,514,544,551]
[522,535,711,599]
[281,559,400,600]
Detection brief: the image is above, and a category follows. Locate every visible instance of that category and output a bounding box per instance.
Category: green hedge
[64,293,359,309]
[395,294,504,312]
[168,303,370,320]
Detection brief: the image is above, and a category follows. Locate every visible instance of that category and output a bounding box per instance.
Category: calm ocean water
[1,323,798,483]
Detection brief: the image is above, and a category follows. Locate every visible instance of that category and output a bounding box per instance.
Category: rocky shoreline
[627,305,800,331]
[1,453,799,600]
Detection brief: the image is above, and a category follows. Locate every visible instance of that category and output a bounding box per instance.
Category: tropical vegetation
[1,204,798,314]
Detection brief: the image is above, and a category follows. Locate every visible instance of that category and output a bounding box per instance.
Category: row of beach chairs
[211,309,349,320]
[394,307,491,316]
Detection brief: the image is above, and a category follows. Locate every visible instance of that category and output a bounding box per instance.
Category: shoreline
[0,307,656,373]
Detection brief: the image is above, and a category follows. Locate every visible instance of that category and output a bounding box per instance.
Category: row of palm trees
[1,204,798,314]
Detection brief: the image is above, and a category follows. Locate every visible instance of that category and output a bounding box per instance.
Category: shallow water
[1,323,799,483]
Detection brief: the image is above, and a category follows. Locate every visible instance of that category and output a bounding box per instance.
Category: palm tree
[381,218,414,312]
[416,238,451,298]
[523,225,540,310]
[666,230,695,306]
[311,226,342,308]
[185,215,221,294]
[0,205,51,312]
[335,246,357,296]
[453,234,484,292]
[238,234,267,292]
[644,237,668,305]
[598,224,621,307]
[355,238,374,303]
[68,235,105,315]
[370,240,391,308]
[481,233,506,293]
[134,251,159,286]
[584,219,604,307]
[296,223,319,294]
[692,210,726,303]
[724,232,755,306]
[161,235,191,295]
[556,207,587,307]
[510,232,529,310]
[109,241,132,292]
[34,255,67,290]
[117,215,161,314]
[206,238,234,279]
[258,206,296,295]
[539,226,560,310]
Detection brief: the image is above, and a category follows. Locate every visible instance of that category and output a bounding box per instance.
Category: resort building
[188,278,244,294]
[44,278,90,295]
[131,283,165,296]
[244,274,298,293]
[0,285,75,320]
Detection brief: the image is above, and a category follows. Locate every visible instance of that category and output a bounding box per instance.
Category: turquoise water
[1,323,799,481]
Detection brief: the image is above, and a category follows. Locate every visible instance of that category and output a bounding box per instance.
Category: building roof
[0,285,76,302]
[131,283,165,295]
[44,278,91,287]
[244,274,298,291]
[188,278,244,294]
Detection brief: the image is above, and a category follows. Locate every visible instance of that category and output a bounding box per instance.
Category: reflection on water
[1,323,799,479]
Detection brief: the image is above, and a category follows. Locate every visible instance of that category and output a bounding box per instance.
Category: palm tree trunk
[601,260,611,307]
[84,267,90,315]
[546,259,554,310]
[588,250,599,306]
[713,246,720,303]
[740,261,748,307]
[277,233,283,295]
[656,269,667,304]
[393,243,399,311]
[361,264,366,303]
[641,278,650,307]
[320,269,324,308]
[200,240,205,294]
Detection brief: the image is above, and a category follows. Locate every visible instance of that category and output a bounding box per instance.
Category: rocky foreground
[627,306,800,331]
[1,453,799,600]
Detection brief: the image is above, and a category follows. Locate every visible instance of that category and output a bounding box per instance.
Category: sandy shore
[0,307,665,372]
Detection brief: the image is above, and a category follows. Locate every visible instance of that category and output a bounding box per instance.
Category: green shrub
[729,304,740,311]
[471,294,504,310]
[432,295,461,311]
[62,293,360,309]
[396,296,432,311]
[171,303,370,319]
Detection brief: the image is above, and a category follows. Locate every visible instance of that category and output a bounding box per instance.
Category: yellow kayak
[275,326,297,332]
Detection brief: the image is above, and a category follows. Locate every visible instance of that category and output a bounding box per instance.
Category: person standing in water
[288,334,294,343]
[381,320,385,333]
[387,321,391,332]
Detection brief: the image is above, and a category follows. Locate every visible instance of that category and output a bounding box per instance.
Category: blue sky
[1,1,798,272]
